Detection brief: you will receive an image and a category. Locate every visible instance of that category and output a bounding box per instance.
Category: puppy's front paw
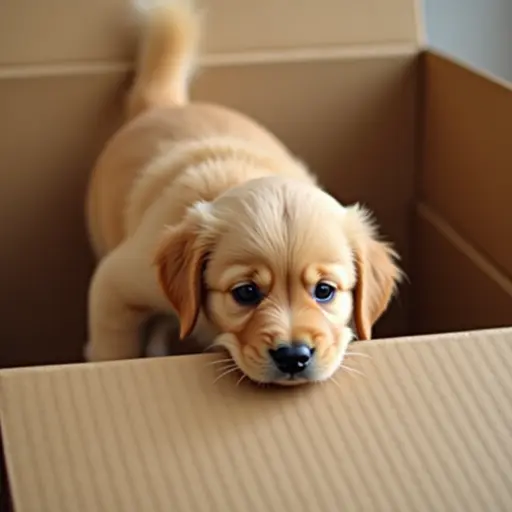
[83,341,93,362]
[83,341,116,362]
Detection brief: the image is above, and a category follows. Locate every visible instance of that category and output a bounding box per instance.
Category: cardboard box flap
[0,0,422,67]
[422,52,512,279]
[2,329,512,512]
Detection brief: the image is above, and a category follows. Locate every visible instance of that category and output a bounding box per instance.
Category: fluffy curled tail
[126,0,202,120]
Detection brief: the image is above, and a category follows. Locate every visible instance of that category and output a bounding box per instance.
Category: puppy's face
[155,177,400,385]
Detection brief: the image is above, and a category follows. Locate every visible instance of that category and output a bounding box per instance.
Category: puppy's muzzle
[269,342,315,375]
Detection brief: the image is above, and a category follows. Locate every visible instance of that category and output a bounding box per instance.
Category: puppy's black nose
[269,343,314,375]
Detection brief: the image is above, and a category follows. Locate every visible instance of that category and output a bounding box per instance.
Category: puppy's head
[155,176,400,385]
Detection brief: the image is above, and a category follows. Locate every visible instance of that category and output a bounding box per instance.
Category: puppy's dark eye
[313,282,336,303]
[231,282,263,306]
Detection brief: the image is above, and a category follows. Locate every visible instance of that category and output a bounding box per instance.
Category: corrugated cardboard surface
[2,328,512,512]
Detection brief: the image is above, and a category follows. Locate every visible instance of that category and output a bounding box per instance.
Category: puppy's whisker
[212,366,240,385]
[345,351,371,359]
[212,363,238,373]
[340,364,366,378]
[202,342,220,353]
[203,363,236,377]
[329,376,343,391]
[206,358,235,367]
[235,374,247,387]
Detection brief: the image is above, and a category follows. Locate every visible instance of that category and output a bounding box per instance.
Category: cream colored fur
[84,1,401,384]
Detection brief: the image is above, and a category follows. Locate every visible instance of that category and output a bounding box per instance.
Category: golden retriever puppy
[84,1,401,385]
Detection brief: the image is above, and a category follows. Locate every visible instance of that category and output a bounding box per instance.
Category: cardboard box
[1,0,512,510]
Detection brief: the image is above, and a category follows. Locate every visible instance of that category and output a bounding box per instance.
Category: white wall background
[424,0,512,82]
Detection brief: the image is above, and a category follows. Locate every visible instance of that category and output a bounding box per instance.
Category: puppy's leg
[85,248,149,361]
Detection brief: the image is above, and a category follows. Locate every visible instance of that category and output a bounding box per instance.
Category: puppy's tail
[126,0,202,120]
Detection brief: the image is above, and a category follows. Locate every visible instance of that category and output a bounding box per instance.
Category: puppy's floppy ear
[345,204,402,341]
[153,202,216,340]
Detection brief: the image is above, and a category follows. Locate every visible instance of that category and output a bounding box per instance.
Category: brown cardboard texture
[2,329,512,512]
[1,0,512,510]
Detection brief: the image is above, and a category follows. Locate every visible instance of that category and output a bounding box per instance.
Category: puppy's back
[85,1,313,258]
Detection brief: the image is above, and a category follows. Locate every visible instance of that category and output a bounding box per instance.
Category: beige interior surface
[421,52,512,279]
[1,48,511,368]
[0,0,510,372]
[2,328,512,512]
[0,0,420,66]
[0,52,417,368]
[0,73,124,368]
